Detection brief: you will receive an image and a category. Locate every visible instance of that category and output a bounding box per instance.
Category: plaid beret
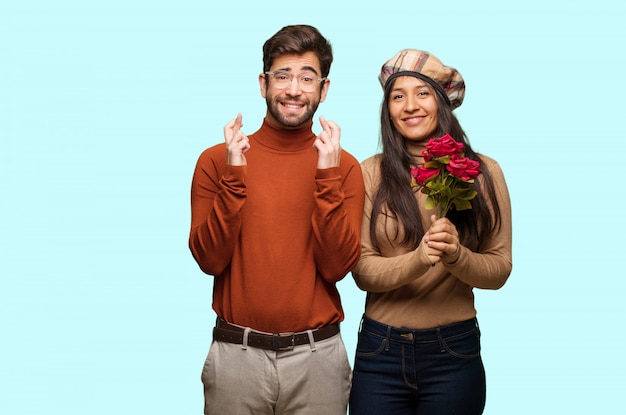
[379,49,465,109]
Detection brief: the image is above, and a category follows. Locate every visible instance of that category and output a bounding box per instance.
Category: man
[188,25,365,415]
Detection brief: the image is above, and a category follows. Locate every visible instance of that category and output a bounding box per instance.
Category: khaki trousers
[201,333,351,415]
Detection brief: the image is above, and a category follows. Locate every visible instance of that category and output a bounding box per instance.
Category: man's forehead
[270,52,321,74]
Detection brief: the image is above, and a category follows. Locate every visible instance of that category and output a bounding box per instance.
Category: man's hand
[313,116,341,169]
[224,113,250,166]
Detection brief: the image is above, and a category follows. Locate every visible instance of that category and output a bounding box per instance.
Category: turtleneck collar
[405,139,427,166]
[251,118,316,152]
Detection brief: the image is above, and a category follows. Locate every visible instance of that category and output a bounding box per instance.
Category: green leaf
[434,155,451,164]
[461,189,478,200]
[453,199,472,211]
[424,161,443,169]
[425,195,437,210]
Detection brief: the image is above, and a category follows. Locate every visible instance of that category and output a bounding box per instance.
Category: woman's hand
[424,214,461,262]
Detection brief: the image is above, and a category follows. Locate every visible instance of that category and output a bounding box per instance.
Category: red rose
[425,134,465,158]
[446,154,481,181]
[411,134,482,217]
[411,166,440,185]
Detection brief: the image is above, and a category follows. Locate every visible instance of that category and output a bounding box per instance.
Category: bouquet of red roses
[410,134,481,218]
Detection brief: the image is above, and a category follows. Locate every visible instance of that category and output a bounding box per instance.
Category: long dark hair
[370,78,501,251]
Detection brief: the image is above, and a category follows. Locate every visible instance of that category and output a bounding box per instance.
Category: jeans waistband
[360,315,479,344]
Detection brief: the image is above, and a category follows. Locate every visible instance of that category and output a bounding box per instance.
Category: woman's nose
[405,95,418,112]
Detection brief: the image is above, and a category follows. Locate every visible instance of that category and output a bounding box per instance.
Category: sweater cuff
[442,245,462,265]
[315,167,341,180]
[224,164,246,181]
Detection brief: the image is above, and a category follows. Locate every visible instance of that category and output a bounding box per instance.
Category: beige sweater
[352,144,512,329]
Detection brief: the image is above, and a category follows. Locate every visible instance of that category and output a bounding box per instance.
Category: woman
[349,49,512,414]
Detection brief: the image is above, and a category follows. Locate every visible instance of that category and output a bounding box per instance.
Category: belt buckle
[273,332,295,351]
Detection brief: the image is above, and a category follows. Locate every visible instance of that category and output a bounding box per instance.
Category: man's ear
[259,73,267,98]
[319,79,330,103]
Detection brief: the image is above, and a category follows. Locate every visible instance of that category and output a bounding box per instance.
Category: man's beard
[266,96,320,128]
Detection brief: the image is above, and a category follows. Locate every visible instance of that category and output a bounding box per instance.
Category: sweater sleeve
[351,158,436,292]
[441,158,512,289]
[311,152,365,283]
[188,147,247,276]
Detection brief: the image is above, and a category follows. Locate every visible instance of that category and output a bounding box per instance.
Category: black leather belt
[213,319,340,351]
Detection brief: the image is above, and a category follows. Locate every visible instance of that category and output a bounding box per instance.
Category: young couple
[189,24,512,415]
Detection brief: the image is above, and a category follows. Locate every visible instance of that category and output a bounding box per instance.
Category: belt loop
[436,327,444,352]
[306,330,317,352]
[384,325,391,352]
[242,327,250,350]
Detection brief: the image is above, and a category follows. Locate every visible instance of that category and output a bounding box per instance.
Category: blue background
[2,0,625,413]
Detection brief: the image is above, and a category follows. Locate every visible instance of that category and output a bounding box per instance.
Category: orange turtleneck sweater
[189,119,365,333]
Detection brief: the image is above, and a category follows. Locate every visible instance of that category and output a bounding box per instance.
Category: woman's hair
[262,25,333,77]
[370,78,502,251]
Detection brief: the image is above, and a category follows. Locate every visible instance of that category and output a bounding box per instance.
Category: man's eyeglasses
[265,70,326,92]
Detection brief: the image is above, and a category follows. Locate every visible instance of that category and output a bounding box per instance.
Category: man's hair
[262,25,333,77]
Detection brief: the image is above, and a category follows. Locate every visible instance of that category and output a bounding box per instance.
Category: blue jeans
[349,315,486,415]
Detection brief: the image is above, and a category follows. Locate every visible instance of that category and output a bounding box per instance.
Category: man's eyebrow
[300,66,319,75]
[275,66,320,75]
